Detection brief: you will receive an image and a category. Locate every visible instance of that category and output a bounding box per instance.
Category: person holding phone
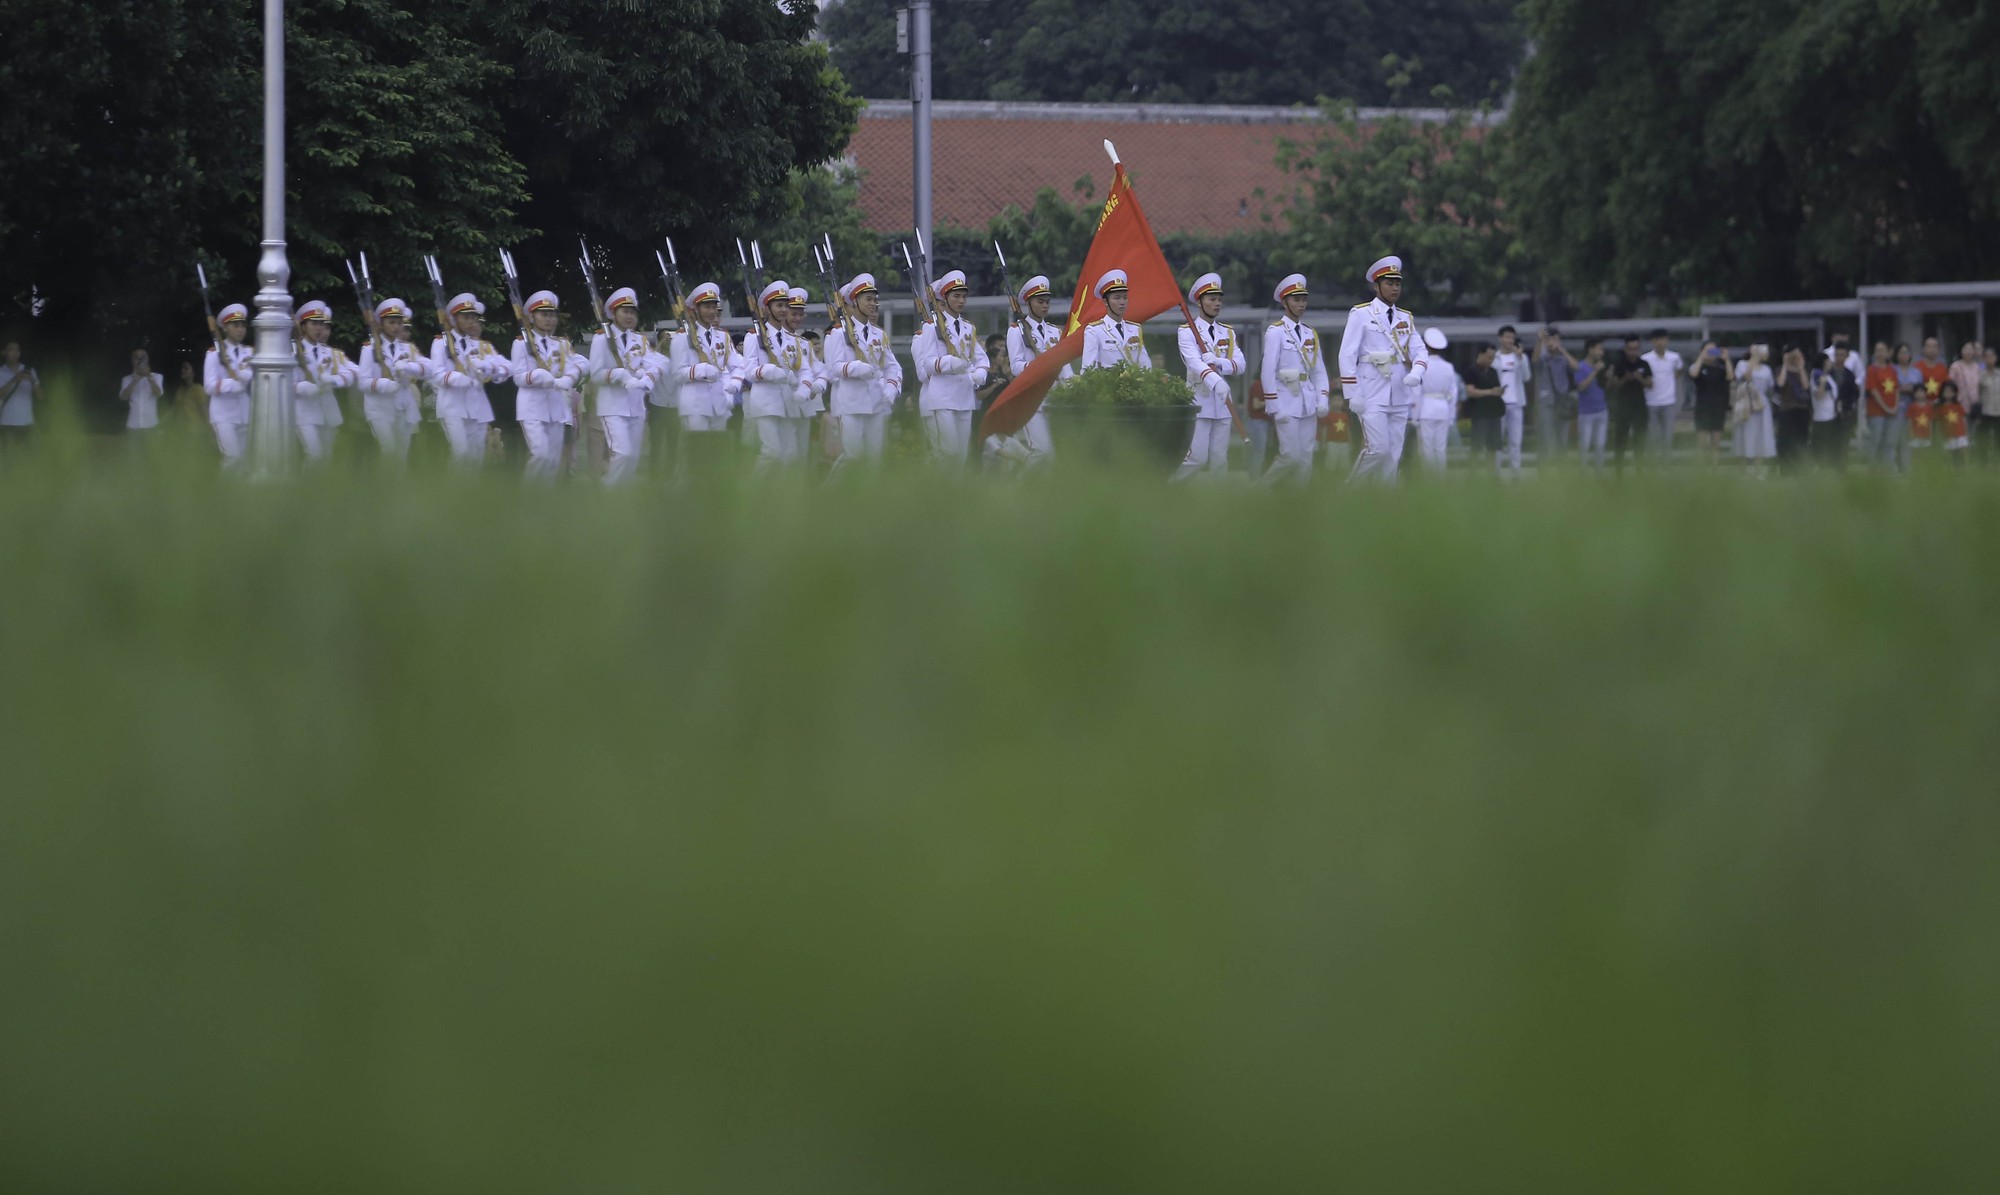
[1689,341,1731,464]
[119,348,166,445]
[0,340,42,451]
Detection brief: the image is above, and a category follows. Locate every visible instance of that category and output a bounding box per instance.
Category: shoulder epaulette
[1352,302,1371,310]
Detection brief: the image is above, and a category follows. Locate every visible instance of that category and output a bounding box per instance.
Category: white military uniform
[203,304,254,468]
[429,294,507,468]
[1258,274,1330,486]
[510,290,585,481]
[788,287,828,462]
[1080,269,1152,372]
[998,274,1066,471]
[356,298,425,464]
[672,283,743,434]
[1414,325,1460,473]
[1171,272,1244,481]
[912,270,989,468]
[293,301,353,462]
[823,273,903,477]
[737,280,809,471]
[589,287,657,486]
[1338,256,1429,484]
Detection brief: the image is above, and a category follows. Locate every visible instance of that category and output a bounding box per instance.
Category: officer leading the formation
[1339,255,1429,483]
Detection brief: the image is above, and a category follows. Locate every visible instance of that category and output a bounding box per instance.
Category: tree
[822,0,1522,108]
[1275,102,1520,314]
[1505,0,2000,307]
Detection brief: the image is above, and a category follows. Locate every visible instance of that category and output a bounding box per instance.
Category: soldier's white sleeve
[1405,320,1431,380]
[1007,325,1033,376]
[203,348,230,397]
[588,332,624,386]
[1312,338,1332,399]
[559,341,585,384]
[1177,325,1210,384]
[1259,325,1282,398]
[1135,333,1152,371]
[912,323,943,383]
[509,338,537,385]
[670,331,698,381]
[1338,306,1365,389]
[882,336,904,392]
[968,336,992,389]
[1078,323,1102,371]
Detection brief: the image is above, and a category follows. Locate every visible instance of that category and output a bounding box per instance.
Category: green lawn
[3,444,1998,1192]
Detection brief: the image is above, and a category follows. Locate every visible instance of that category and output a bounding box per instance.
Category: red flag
[981,163,1184,440]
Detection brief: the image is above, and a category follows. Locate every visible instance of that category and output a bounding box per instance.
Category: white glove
[691,362,720,382]
[937,356,968,375]
[880,379,899,404]
[1205,374,1232,402]
[755,364,791,383]
[448,370,478,388]
[1278,368,1304,385]
[1200,352,1221,369]
[610,367,637,387]
[371,377,397,395]
[395,360,426,380]
[554,376,574,392]
[724,377,743,397]
[527,368,554,387]
[795,383,812,403]
[218,378,245,395]
[843,362,878,380]
[1342,383,1361,406]
[294,379,318,397]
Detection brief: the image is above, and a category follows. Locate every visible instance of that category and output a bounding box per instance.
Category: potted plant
[1039,362,1197,471]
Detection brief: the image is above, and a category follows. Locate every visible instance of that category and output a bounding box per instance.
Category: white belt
[1364,350,1399,378]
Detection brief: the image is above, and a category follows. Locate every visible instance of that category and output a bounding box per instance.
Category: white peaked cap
[1274,274,1308,303]
[932,269,969,299]
[1018,275,1052,304]
[218,303,249,324]
[1095,269,1129,298]
[447,292,486,316]
[1187,273,1223,304]
[605,286,639,312]
[841,274,878,303]
[524,290,559,312]
[1366,255,1403,285]
[374,297,410,320]
[787,287,809,307]
[687,282,722,305]
[295,300,333,323]
[758,280,790,308]
[1422,327,1448,351]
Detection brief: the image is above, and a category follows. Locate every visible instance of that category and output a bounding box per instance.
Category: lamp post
[910,0,932,261]
[248,0,296,478]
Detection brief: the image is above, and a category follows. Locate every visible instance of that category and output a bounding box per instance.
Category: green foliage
[1048,361,1191,407]
[4,457,2000,1189]
[1506,0,2000,306]
[752,163,895,300]
[1276,101,1520,314]
[822,0,1522,108]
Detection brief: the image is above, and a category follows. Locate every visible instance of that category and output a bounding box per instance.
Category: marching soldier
[1001,273,1066,471]
[670,282,742,476]
[912,269,989,468]
[739,279,806,472]
[788,286,828,464]
[588,286,658,485]
[293,300,354,463]
[823,272,903,477]
[356,298,426,465]
[429,292,508,469]
[511,289,584,481]
[1258,273,1330,486]
[203,302,254,469]
[1172,272,1245,482]
[1338,255,1429,483]
[1080,269,1152,371]
[647,321,680,475]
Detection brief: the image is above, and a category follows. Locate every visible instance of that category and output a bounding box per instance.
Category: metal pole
[249,0,296,478]
[911,0,932,257]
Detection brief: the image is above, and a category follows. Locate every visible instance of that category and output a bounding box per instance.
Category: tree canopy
[822,0,1522,108]
[1505,0,2000,307]
[0,0,856,356]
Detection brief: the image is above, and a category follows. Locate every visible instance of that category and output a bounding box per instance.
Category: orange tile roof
[850,102,1337,237]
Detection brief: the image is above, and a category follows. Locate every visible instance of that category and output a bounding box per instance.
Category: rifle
[902,233,938,329]
[423,253,473,377]
[657,239,691,336]
[499,247,548,370]
[994,239,1035,357]
[736,238,777,360]
[195,262,246,384]
[346,252,387,373]
[576,236,630,371]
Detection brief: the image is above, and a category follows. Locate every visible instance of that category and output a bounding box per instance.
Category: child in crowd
[1937,381,1970,467]
[1905,379,1936,459]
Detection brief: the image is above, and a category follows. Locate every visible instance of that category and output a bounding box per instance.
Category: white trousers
[522,418,567,481]
[366,409,414,463]
[1260,414,1318,486]
[1499,405,1524,473]
[602,413,644,485]
[297,423,335,462]
[681,412,730,433]
[212,420,248,469]
[1416,417,1452,472]
[1349,402,1409,483]
[830,412,887,479]
[749,414,800,473]
[926,409,973,467]
[440,415,489,468]
[1172,417,1234,482]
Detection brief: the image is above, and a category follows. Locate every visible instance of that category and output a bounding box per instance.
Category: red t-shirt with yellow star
[1917,360,1950,402]
[1907,397,1935,444]
[1940,401,1968,443]
[1864,365,1901,418]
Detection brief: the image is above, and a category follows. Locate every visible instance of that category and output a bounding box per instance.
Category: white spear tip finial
[1104,139,1121,165]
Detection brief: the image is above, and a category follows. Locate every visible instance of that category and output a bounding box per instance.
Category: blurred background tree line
[7,0,2000,357]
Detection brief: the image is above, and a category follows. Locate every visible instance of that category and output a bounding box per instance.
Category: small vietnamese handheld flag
[981,150,1186,441]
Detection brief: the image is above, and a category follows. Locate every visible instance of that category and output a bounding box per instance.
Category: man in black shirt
[1463,342,1505,467]
[1604,334,1653,473]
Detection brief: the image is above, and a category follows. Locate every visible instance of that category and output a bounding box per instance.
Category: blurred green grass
[3,442,1999,1193]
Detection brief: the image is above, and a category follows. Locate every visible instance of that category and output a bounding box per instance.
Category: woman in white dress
[1734,343,1776,475]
